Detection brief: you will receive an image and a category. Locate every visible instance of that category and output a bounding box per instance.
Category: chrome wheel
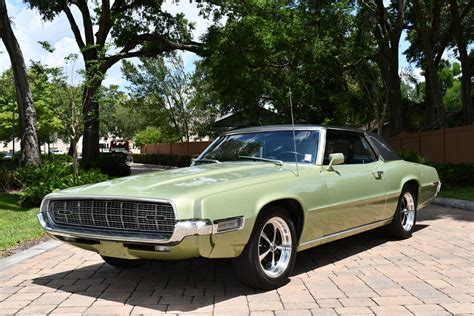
[258,217,292,278]
[400,192,416,231]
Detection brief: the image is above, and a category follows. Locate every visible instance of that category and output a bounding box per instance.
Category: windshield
[199,130,319,163]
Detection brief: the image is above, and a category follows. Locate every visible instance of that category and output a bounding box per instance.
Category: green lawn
[0,193,44,251]
[438,186,474,202]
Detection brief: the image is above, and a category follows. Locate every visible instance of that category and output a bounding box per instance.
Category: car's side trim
[299,217,393,248]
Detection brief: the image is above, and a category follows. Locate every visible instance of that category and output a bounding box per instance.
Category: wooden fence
[142,141,212,156]
[386,124,474,163]
[141,126,474,163]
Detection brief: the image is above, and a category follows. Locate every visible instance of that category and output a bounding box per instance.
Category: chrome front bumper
[37,212,213,245]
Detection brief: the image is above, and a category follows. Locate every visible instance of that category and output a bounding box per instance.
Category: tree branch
[375,0,391,34]
[96,0,111,46]
[432,0,441,43]
[74,0,94,45]
[104,36,203,70]
[59,1,85,49]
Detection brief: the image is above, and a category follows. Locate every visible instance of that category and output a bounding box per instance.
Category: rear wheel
[232,206,297,290]
[388,188,417,239]
[101,256,143,269]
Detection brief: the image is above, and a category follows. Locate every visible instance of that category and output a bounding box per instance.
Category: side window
[352,137,375,164]
[324,132,376,164]
[324,135,350,164]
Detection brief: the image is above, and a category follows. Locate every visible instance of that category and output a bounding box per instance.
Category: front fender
[199,169,328,258]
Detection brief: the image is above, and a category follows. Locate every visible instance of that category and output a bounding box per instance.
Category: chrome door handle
[373,170,384,180]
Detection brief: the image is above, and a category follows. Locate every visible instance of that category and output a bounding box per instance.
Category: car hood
[47,162,301,202]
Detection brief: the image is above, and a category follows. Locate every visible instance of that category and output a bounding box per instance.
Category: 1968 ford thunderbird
[38,125,441,289]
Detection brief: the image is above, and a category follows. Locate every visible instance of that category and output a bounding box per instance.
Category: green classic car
[38,125,441,289]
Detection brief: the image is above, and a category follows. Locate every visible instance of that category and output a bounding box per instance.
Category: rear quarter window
[366,133,400,161]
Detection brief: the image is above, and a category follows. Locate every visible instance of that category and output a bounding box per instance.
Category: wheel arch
[402,178,420,202]
[257,198,305,243]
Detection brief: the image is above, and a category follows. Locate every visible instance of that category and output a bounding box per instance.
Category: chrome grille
[47,199,176,238]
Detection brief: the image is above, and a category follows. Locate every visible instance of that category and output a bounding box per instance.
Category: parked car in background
[2,150,13,159]
[99,142,110,153]
[110,139,132,161]
[37,125,440,289]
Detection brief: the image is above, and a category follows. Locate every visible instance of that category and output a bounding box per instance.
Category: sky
[0,0,446,90]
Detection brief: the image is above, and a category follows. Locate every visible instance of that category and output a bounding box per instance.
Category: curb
[432,197,474,212]
[0,239,62,271]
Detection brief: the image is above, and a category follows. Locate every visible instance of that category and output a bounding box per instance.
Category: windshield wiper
[238,156,283,166]
[193,158,221,164]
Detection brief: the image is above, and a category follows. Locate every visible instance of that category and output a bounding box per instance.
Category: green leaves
[16,161,108,207]
[38,40,54,53]
[134,127,163,148]
[199,0,358,125]
[122,54,217,142]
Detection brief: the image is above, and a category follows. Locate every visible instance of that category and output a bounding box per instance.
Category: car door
[321,131,387,235]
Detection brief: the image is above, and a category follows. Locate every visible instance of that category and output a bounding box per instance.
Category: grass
[0,193,44,251]
[438,186,474,202]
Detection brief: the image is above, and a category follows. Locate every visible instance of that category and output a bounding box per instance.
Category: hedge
[133,154,193,168]
[427,162,474,188]
[83,153,131,177]
[399,150,474,188]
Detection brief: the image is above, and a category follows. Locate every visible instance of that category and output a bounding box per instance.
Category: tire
[232,206,297,290]
[388,186,417,239]
[101,256,143,269]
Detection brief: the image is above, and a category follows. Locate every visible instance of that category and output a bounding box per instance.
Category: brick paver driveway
[0,205,472,315]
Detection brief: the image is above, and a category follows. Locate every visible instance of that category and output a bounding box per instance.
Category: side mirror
[327,153,344,171]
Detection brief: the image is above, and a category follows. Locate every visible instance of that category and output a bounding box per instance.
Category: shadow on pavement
[32,223,430,313]
[418,204,474,222]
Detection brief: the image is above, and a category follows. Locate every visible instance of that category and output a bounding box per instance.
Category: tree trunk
[424,58,447,129]
[459,60,473,124]
[0,0,41,166]
[372,0,406,136]
[81,79,102,167]
[67,135,80,157]
[413,0,448,130]
[68,142,75,157]
[68,136,80,177]
[387,47,404,136]
[448,0,473,125]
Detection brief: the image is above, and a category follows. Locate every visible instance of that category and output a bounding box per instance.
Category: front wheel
[388,188,417,239]
[232,206,297,290]
[101,256,143,269]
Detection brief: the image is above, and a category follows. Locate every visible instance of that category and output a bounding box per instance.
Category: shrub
[399,150,474,188]
[133,127,163,148]
[41,153,73,163]
[85,153,131,177]
[16,162,108,207]
[0,168,21,192]
[398,149,427,164]
[0,158,17,171]
[428,162,474,188]
[133,154,193,167]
